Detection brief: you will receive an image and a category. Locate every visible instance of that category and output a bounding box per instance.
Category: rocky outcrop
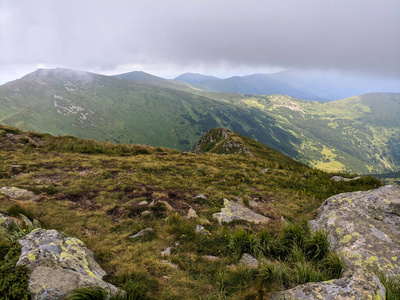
[213,198,270,224]
[16,228,119,299]
[274,185,400,299]
[191,127,252,155]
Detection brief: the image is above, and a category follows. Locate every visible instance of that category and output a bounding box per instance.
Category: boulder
[16,228,119,299]
[274,269,385,299]
[0,186,37,200]
[213,198,270,224]
[274,185,400,299]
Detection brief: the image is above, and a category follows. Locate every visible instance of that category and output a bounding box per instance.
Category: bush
[229,227,257,261]
[305,230,330,261]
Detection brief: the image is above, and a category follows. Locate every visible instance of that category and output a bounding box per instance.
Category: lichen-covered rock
[274,185,400,299]
[310,185,400,276]
[0,186,36,200]
[273,270,385,300]
[213,198,270,224]
[17,228,119,299]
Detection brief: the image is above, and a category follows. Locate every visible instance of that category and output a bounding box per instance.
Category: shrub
[293,261,326,284]
[259,261,291,288]
[305,230,330,261]
[228,227,257,261]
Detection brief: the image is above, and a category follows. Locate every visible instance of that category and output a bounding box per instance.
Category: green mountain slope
[0,68,399,174]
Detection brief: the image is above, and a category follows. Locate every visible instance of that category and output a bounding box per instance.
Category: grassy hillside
[0,125,382,299]
[0,68,399,174]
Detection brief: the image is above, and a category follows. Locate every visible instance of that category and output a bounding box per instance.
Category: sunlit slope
[232,93,400,173]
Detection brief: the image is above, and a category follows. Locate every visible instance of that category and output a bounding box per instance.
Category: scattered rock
[261,168,269,174]
[161,247,172,257]
[130,228,154,239]
[275,185,400,299]
[141,210,151,217]
[195,224,208,235]
[17,229,120,299]
[0,186,36,200]
[138,200,148,206]
[186,208,198,219]
[203,255,219,261]
[161,260,179,270]
[238,253,259,268]
[213,198,270,224]
[194,194,207,200]
[330,175,362,182]
[151,200,175,211]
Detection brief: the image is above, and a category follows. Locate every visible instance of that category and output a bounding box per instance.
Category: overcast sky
[1,0,399,84]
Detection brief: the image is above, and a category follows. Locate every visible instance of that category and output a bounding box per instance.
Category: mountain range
[0,67,399,175]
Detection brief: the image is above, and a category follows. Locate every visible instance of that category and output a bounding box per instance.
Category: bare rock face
[274,185,400,299]
[17,229,119,299]
[212,198,270,224]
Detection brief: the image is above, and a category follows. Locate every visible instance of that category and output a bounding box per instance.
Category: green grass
[0,125,383,298]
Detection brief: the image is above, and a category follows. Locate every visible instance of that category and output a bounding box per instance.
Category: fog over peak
[1,0,399,84]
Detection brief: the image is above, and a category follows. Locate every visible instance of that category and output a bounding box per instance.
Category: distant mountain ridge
[0,67,399,174]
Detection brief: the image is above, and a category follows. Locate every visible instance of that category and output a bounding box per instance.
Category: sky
[1,0,400,86]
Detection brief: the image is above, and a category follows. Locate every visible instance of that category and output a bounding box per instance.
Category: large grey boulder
[17,229,119,299]
[274,185,400,299]
[213,198,270,224]
[310,185,400,275]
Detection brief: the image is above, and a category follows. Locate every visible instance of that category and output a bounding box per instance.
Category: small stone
[161,247,172,257]
[203,255,218,261]
[186,208,198,219]
[161,260,179,270]
[194,194,207,200]
[138,201,148,206]
[238,253,259,268]
[213,198,270,224]
[261,168,268,173]
[195,224,208,234]
[141,211,151,217]
[129,228,154,239]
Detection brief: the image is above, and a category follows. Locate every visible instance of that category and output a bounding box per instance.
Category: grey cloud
[1,0,399,79]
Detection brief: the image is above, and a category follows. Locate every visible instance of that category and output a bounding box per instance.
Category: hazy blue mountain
[174,73,220,85]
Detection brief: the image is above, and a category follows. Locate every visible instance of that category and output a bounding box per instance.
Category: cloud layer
[1,0,399,81]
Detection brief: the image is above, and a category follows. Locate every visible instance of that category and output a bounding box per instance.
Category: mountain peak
[24,68,96,83]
